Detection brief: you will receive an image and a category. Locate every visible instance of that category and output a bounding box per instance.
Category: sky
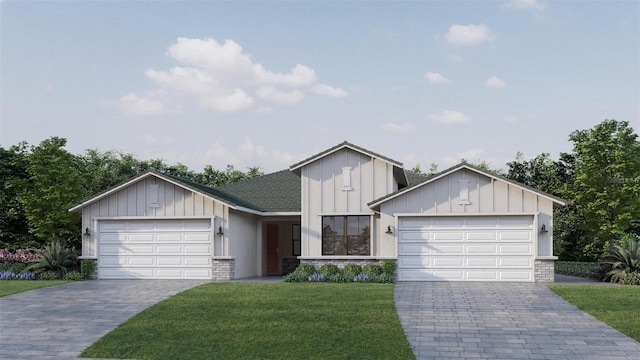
[1,0,638,174]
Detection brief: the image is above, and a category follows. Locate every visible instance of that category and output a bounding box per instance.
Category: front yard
[549,285,640,342]
[0,280,68,297]
[81,282,414,360]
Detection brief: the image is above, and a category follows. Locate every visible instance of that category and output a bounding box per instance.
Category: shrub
[293,263,317,278]
[374,273,395,283]
[620,271,640,286]
[37,271,60,280]
[353,273,369,282]
[363,263,383,277]
[308,273,324,282]
[81,259,95,280]
[0,248,39,264]
[381,259,397,275]
[601,238,639,283]
[64,271,83,281]
[284,272,308,282]
[27,240,76,279]
[319,263,340,278]
[554,261,598,278]
[328,272,350,283]
[343,264,362,278]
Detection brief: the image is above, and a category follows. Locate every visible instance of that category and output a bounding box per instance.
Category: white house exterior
[70,141,564,282]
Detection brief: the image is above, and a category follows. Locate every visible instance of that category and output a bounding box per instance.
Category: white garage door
[397,216,534,282]
[98,219,213,279]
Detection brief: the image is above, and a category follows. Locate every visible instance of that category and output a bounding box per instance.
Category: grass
[554,261,598,278]
[0,280,69,297]
[81,282,414,360]
[549,285,640,342]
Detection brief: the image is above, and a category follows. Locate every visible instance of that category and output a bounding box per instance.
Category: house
[70,141,565,282]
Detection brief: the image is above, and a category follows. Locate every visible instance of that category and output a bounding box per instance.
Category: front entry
[266,224,280,274]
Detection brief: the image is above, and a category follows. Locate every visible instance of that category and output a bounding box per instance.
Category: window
[292,224,301,256]
[322,216,370,255]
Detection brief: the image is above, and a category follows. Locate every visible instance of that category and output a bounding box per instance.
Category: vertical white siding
[228,210,258,278]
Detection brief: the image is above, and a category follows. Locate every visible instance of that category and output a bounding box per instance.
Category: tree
[12,137,83,246]
[567,119,640,257]
[0,147,34,249]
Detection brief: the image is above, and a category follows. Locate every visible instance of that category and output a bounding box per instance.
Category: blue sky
[1,1,638,173]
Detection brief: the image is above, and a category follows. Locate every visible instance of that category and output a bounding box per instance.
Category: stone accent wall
[534,259,555,283]
[300,258,384,269]
[212,258,235,281]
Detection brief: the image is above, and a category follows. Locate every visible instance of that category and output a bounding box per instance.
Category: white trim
[318,212,374,216]
[369,164,566,208]
[290,143,402,171]
[298,256,395,260]
[394,212,538,217]
[535,256,558,260]
[212,256,234,260]
[234,206,301,217]
[93,215,216,221]
[77,256,97,260]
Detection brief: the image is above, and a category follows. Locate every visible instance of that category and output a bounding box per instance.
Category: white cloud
[503,116,520,123]
[445,24,494,46]
[427,110,472,124]
[502,0,545,11]
[311,84,348,98]
[486,76,507,89]
[381,122,414,132]
[119,93,165,116]
[256,106,273,114]
[117,37,344,115]
[257,86,304,104]
[424,72,451,84]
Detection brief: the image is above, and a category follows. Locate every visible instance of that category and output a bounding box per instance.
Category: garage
[397,215,534,282]
[98,219,213,279]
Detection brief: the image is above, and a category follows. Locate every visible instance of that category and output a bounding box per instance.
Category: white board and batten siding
[98,219,213,279]
[397,215,534,282]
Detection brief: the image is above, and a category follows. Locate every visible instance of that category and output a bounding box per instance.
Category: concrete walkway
[394,282,640,359]
[0,280,208,360]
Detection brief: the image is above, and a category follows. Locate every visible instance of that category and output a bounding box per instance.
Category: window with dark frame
[292,224,301,256]
[322,215,370,256]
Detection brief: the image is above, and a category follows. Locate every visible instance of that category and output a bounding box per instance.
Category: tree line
[0,137,263,250]
[1,119,638,262]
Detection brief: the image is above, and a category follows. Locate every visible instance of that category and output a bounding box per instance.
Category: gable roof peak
[289,141,403,171]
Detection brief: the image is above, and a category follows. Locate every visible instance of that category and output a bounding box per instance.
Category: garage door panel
[157,233,182,242]
[499,231,531,241]
[128,221,156,231]
[100,221,129,231]
[185,233,211,242]
[129,257,155,266]
[128,268,156,278]
[498,244,531,254]
[184,269,212,278]
[156,269,183,278]
[432,257,463,267]
[183,220,211,229]
[465,244,498,254]
[397,215,534,282]
[157,257,183,266]
[184,257,211,266]
[100,245,129,255]
[398,255,430,268]
[100,268,131,279]
[100,256,127,266]
[129,234,154,242]
[185,245,211,254]
[128,245,154,254]
[433,232,464,241]
[101,234,126,243]
[157,245,182,253]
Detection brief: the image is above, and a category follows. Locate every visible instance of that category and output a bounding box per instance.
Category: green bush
[620,271,640,286]
[27,240,76,279]
[81,259,95,280]
[64,270,83,281]
[293,264,317,278]
[602,239,640,283]
[373,273,395,283]
[381,259,397,275]
[0,262,29,274]
[342,264,362,278]
[363,263,383,277]
[37,271,59,280]
[319,263,340,278]
[328,273,350,283]
[554,261,598,278]
[283,272,308,282]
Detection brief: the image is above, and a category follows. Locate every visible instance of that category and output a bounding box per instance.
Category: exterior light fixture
[217,226,224,236]
[84,227,91,236]
[540,224,548,233]
[385,226,393,234]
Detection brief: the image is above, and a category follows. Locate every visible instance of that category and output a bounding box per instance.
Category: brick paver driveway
[394,282,640,359]
[0,280,208,359]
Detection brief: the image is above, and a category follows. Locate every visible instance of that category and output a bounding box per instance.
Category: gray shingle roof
[213,170,301,212]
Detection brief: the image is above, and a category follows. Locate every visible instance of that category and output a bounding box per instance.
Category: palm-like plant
[601,238,640,283]
[27,240,76,279]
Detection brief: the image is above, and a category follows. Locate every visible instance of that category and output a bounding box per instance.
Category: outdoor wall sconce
[385,226,394,235]
[540,224,548,233]
[217,226,224,236]
[84,227,91,236]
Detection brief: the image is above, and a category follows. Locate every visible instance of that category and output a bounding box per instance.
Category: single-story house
[70,141,565,282]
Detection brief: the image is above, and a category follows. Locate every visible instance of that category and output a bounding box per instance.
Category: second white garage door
[98,219,213,279]
[397,215,534,282]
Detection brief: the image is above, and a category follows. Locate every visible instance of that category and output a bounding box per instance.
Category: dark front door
[266,224,280,274]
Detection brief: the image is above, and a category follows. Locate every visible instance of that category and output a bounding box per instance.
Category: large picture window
[322,216,370,256]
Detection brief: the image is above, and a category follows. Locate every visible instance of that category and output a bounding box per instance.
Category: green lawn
[0,280,69,297]
[549,285,640,342]
[81,282,414,360]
